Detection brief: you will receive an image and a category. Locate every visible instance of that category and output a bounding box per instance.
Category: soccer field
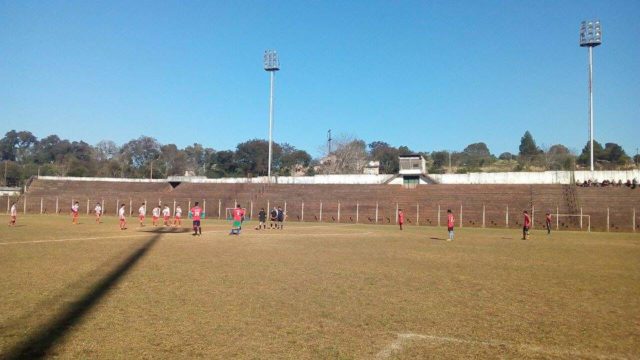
[1,215,639,359]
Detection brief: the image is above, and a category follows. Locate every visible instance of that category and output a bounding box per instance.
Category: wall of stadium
[38,170,639,185]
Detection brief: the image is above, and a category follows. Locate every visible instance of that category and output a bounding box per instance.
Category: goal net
[225,208,248,221]
[554,214,591,232]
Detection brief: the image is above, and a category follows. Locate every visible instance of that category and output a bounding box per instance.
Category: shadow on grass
[2,234,161,360]
[140,227,191,234]
[429,237,447,241]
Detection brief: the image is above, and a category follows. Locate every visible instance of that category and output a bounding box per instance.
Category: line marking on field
[0,227,375,246]
[375,333,629,360]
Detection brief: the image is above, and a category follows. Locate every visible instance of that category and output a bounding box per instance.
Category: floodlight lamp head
[264,50,280,71]
[580,20,602,47]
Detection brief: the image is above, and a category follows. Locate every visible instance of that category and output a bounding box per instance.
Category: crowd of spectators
[578,178,638,188]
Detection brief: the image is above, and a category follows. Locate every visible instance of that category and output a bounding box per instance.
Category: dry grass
[1,215,639,359]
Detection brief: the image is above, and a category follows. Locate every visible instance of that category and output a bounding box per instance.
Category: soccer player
[398,209,405,230]
[277,206,285,229]
[270,207,278,229]
[162,206,171,226]
[447,209,455,241]
[138,203,146,227]
[190,201,202,236]
[71,201,80,224]
[230,204,245,235]
[8,202,17,226]
[94,202,102,224]
[256,208,266,230]
[152,205,161,226]
[522,210,531,240]
[119,203,127,230]
[545,212,552,235]
[174,205,182,227]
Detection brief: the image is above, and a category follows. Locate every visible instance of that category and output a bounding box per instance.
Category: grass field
[1,215,639,359]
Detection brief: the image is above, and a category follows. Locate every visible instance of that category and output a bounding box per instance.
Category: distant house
[363,161,380,175]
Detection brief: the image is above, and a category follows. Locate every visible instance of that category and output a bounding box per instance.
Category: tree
[461,142,494,168]
[325,138,368,174]
[602,143,630,166]
[368,141,399,174]
[577,140,604,166]
[279,144,311,176]
[544,144,574,170]
[120,136,161,176]
[518,131,541,157]
[235,139,282,176]
[498,152,514,161]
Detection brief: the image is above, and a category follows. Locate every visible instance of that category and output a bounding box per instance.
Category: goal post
[225,208,249,221]
[554,214,591,232]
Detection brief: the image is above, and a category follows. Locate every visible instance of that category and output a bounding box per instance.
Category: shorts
[523,226,530,232]
[164,216,170,221]
[233,220,241,228]
[448,226,454,232]
[96,213,101,217]
[73,212,79,218]
[175,215,181,220]
[139,215,145,221]
[193,220,201,227]
[119,217,126,222]
[153,216,159,221]
[10,216,16,221]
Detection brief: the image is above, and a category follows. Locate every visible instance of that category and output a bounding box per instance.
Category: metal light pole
[264,50,280,182]
[580,20,602,172]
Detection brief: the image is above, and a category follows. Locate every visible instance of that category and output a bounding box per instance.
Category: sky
[1,0,639,158]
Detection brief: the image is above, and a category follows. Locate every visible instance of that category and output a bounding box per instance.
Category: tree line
[0,129,637,186]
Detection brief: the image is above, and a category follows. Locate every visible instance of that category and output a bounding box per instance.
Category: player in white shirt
[162,206,171,226]
[71,201,80,224]
[152,206,161,226]
[94,202,102,224]
[173,205,182,227]
[138,203,146,227]
[118,203,127,230]
[8,202,17,226]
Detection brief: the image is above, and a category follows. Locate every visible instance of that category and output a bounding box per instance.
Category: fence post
[129,198,132,217]
[23,195,27,214]
[482,204,485,228]
[250,201,253,220]
[531,205,535,229]
[7,196,10,214]
[395,203,398,224]
[40,197,43,214]
[173,200,176,216]
[506,205,509,227]
[56,197,59,215]
[188,199,191,214]
[301,202,304,222]
[267,200,270,221]
[218,199,221,219]
[459,204,463,228]
[116,198,119,216]
[356,202,359,224]
[204,200,207,216]
[102,199,105,215]
[337,202,340,223]
[375,202,379,224]
[87,199,90,215]
[319,201,323,222]
[416,203,419,226]
[284,201,287,219]
[437,204,441,227]
[606,207,610,232]
[633,208,636,233]
[556,206,559,230]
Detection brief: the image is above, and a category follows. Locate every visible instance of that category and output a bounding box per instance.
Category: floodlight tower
[580,20,602,172]
[264,50,280,182]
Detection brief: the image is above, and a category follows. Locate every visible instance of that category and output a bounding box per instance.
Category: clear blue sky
[1,0,639,158]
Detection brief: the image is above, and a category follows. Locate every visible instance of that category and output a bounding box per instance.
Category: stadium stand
[7,177,639,232]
